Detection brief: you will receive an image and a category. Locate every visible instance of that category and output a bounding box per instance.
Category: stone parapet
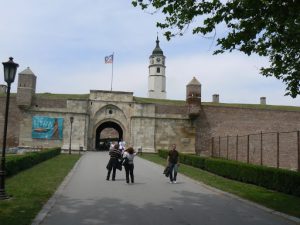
[90,90,133,102]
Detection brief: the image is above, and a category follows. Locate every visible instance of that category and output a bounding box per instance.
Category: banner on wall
[32,116,64,139]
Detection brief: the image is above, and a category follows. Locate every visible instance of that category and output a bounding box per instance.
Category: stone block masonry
[199,105,300,171]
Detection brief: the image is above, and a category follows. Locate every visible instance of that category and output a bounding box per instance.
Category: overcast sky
[0,0,299,106]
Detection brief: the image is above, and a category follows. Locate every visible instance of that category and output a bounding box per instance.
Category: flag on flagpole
[105,54,113,64]
[105,53,114,91]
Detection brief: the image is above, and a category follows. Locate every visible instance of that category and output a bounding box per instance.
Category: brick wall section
[100,128,119,139]
[198,106,300,170]
[155,118,196,153]
[0,96,22,147]
[0,96,67,148]
[155,104,187,114]
[16,88,34,106]
[154,104,195,152]
[32,98,67,108]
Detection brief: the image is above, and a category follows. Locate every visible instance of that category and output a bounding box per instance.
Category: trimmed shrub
[158,149,168,159]
[6,148,61,177]
[159,150,206,169]
[158,149,300,197]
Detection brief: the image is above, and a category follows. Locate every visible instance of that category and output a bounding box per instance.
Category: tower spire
[152,35,163,55]
[148,36,166,99]
[156,35,159,47]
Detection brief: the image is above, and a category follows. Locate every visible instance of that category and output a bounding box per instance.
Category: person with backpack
[123,147,137,184]
[166,144,179,183]
[106,144,121,181]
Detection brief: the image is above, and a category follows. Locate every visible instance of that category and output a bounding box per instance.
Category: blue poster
[32,116,64,139]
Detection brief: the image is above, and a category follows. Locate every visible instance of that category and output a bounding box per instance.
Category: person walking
[109,142,115,151]
[123,147,137,184]
[106,144,121,181]
[119,139,126,155]
[166,144,179,184]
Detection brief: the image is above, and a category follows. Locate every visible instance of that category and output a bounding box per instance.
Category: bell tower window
[157,67,160,73]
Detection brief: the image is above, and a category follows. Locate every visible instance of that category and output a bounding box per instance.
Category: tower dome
[186,77,201,102]
[151,36,164,55]
[19,67,35,76]
[186,77,201,119]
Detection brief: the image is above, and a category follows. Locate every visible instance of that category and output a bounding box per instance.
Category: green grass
[140,153,300,218]
[35,93,89,99]
[203,102,300,111]
[1,94,299,111]
[133,96,300,111]
[0,93,89,100]
[0,154,80,225]
[134,96,186,105]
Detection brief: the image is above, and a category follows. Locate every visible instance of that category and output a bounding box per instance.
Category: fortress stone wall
[0,90,196,153]
[196,105,300,170]
[0,69,300,170]
[0,97,22,147]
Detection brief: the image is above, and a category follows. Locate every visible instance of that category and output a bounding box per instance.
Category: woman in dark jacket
[106,144,121,181]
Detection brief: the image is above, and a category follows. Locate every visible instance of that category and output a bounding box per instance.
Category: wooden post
[260,131,263,166]
[247,135,250,164]
[211,137,214,157]
[277,132,280,168]
[219,136,221,158]
[236,135,238,161]
[226,135,229,160]
[298,131,300,172]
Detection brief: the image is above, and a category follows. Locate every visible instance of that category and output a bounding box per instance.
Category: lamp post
[0,57,19,200]
[69,116,74,154]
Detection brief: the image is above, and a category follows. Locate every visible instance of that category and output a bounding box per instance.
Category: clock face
[156,58,161,62]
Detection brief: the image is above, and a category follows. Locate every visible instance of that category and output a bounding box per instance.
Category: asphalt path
[33,152,298,225]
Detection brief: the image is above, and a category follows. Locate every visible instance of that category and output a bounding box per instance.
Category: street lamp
[0,57,19,200]
[69,116,74,154]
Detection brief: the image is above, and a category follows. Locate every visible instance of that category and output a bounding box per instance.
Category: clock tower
[148,36,166,99]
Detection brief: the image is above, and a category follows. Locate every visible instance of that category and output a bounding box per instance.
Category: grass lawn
[140,153,300,218]
[133,96,300,111]
[0,154,80,225]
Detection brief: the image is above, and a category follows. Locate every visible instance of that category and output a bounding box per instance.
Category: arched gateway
[95,121,123,150]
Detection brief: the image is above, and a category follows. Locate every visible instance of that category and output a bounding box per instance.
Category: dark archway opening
[95,121,123,151]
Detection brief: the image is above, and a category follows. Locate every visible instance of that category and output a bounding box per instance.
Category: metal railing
[211,131,300,172]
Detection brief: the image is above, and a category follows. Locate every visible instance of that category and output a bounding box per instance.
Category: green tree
[133,0,300,97]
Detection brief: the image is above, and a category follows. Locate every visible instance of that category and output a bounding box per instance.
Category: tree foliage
[132,0,300,97]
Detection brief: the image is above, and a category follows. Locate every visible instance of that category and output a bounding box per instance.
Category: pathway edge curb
[176,165,300,224]
[31,154,85,225]
[138,157,300,224]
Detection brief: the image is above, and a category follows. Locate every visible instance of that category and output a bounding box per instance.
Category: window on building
[157,67,160,73]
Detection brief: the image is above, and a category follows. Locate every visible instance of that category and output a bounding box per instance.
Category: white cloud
[0,0,298,107]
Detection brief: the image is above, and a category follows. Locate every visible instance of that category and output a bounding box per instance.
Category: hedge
[5,148,61,177]
[159,150,300,197]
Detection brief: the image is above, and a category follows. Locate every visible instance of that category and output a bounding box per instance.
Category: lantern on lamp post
[69,116,74,154]
[0,57,19,200]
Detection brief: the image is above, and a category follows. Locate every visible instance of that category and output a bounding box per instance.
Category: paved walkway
[33,152,299,225]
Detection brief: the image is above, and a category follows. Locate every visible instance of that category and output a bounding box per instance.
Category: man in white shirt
[119,139,126,154]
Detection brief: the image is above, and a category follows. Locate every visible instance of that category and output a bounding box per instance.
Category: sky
[0,0,299,106]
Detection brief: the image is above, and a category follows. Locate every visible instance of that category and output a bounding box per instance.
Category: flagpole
[110,52,114,91]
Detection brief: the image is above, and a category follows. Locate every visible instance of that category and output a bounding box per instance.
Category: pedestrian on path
[109,141,116,151]
[119,139,126,155]
[123,147,137,184]
[166,144,179,183]
[106,144,121,181]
